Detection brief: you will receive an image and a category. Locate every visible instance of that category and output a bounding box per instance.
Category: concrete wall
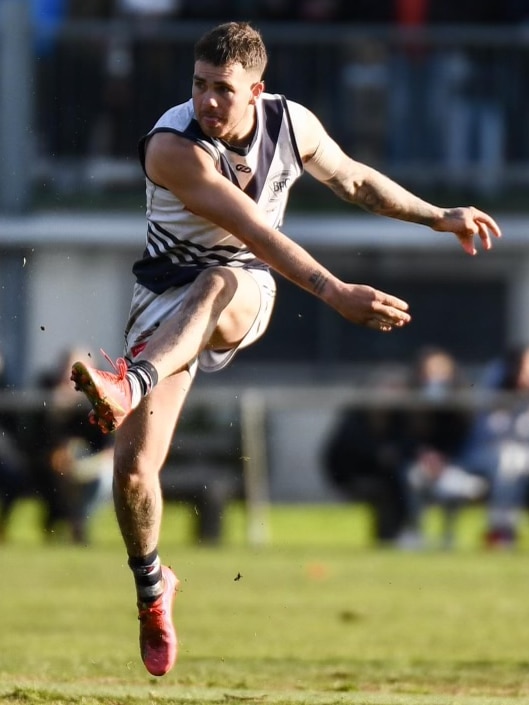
[25,247,135,381]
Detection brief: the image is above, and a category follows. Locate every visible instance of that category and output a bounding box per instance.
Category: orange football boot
[138,565,179,676]
[70,351,132,433]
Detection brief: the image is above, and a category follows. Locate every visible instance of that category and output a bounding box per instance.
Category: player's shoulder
[151,99,195,132]
[261,92,310,116]
[273,98,326,159]
[259,93,318,135]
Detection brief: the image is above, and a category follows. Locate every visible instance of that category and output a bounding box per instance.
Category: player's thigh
[114,370,193,476]
[209,268,262,349]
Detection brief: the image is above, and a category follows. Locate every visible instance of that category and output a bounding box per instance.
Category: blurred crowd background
[23,0,529,204]
[3,0,529,549]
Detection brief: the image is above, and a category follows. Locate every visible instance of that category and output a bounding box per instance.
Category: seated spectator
[397,346,486,549]
[323,349,485,548]
[461,345,529,548]
[0,346,30,540]
[323,370,411,543]
[0,419,29,542]
[32,347,113,544]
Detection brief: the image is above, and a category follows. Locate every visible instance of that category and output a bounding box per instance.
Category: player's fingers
[475,219,492,250]
[369,310,411,331]
[458,233,477,256]
[379,293,409,311]
[372,300,411,325]
[475,211,502,239]
[366,318,399,333]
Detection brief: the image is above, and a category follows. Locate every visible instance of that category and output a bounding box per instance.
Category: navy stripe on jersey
[217,155,240,186]
[134,219,261,292]
[244,99,283,202]
[146,221,244,266]
[280,96,304,172]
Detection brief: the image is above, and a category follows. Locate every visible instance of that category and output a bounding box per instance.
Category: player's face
[192,61,264,145]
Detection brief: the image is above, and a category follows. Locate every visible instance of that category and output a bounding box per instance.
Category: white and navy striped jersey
[134,93,304,293]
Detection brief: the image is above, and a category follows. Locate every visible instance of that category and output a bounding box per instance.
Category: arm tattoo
[327,176,352,203]
[328,176,392,214]
[309,271,328,295]
[353,182,392,215]
[328,175,437,226]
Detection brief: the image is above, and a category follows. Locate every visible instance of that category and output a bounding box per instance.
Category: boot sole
[70,362,121,434]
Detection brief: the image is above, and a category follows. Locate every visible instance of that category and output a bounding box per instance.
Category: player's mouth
[200,114,223,130]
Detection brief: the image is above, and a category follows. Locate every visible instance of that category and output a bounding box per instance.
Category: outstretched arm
[327,164,501,256]
[298,104,502,254]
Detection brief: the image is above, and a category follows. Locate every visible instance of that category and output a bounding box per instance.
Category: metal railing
[1,384,526,544]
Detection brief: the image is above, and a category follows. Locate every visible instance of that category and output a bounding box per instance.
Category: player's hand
[333,283,411,333]
[432,206,502,255]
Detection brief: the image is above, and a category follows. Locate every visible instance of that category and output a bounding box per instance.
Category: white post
[240,388,271,546]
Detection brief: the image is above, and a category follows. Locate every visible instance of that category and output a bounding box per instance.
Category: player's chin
[198,118,224,137]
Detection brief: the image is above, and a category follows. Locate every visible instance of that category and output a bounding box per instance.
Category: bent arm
[144,132,410,331]
[145,133,345,304]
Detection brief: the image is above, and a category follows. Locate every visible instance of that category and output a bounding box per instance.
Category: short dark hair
[194,22,268,78]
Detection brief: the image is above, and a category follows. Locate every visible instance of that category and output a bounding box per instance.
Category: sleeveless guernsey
[134,93,304,294]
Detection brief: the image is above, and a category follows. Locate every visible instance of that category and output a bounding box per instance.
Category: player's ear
[250,81,264,104]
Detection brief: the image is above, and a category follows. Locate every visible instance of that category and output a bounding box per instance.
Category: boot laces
[139,603,165,622]
[100,348,128,379]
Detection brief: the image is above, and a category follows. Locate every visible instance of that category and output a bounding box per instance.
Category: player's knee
[114,447,157,485]
[193,268,238,307]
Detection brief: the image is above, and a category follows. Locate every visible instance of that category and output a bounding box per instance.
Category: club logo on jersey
[236,164,252,173]
[269,171,293,198]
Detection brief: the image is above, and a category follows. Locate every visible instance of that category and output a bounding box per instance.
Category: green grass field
[3,500,529,705]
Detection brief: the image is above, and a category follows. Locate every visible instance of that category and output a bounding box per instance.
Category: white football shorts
[123,267,276,376]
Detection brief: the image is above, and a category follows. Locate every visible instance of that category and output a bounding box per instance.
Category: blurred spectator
[32,348,113,544]
[428,0,507,195]
[1,346,113,543]
[322,370,411,543]
[384,0,508,196]
[461,345,529,548]
[386,0,440,165]
[0,347,30,540]
[397,346,487,549]
[90,0,186,158]
[0,427,27,541]
[34,0,110,188]
[32,0,67,161]
[32,0,67,56]
[323,348,485,548]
